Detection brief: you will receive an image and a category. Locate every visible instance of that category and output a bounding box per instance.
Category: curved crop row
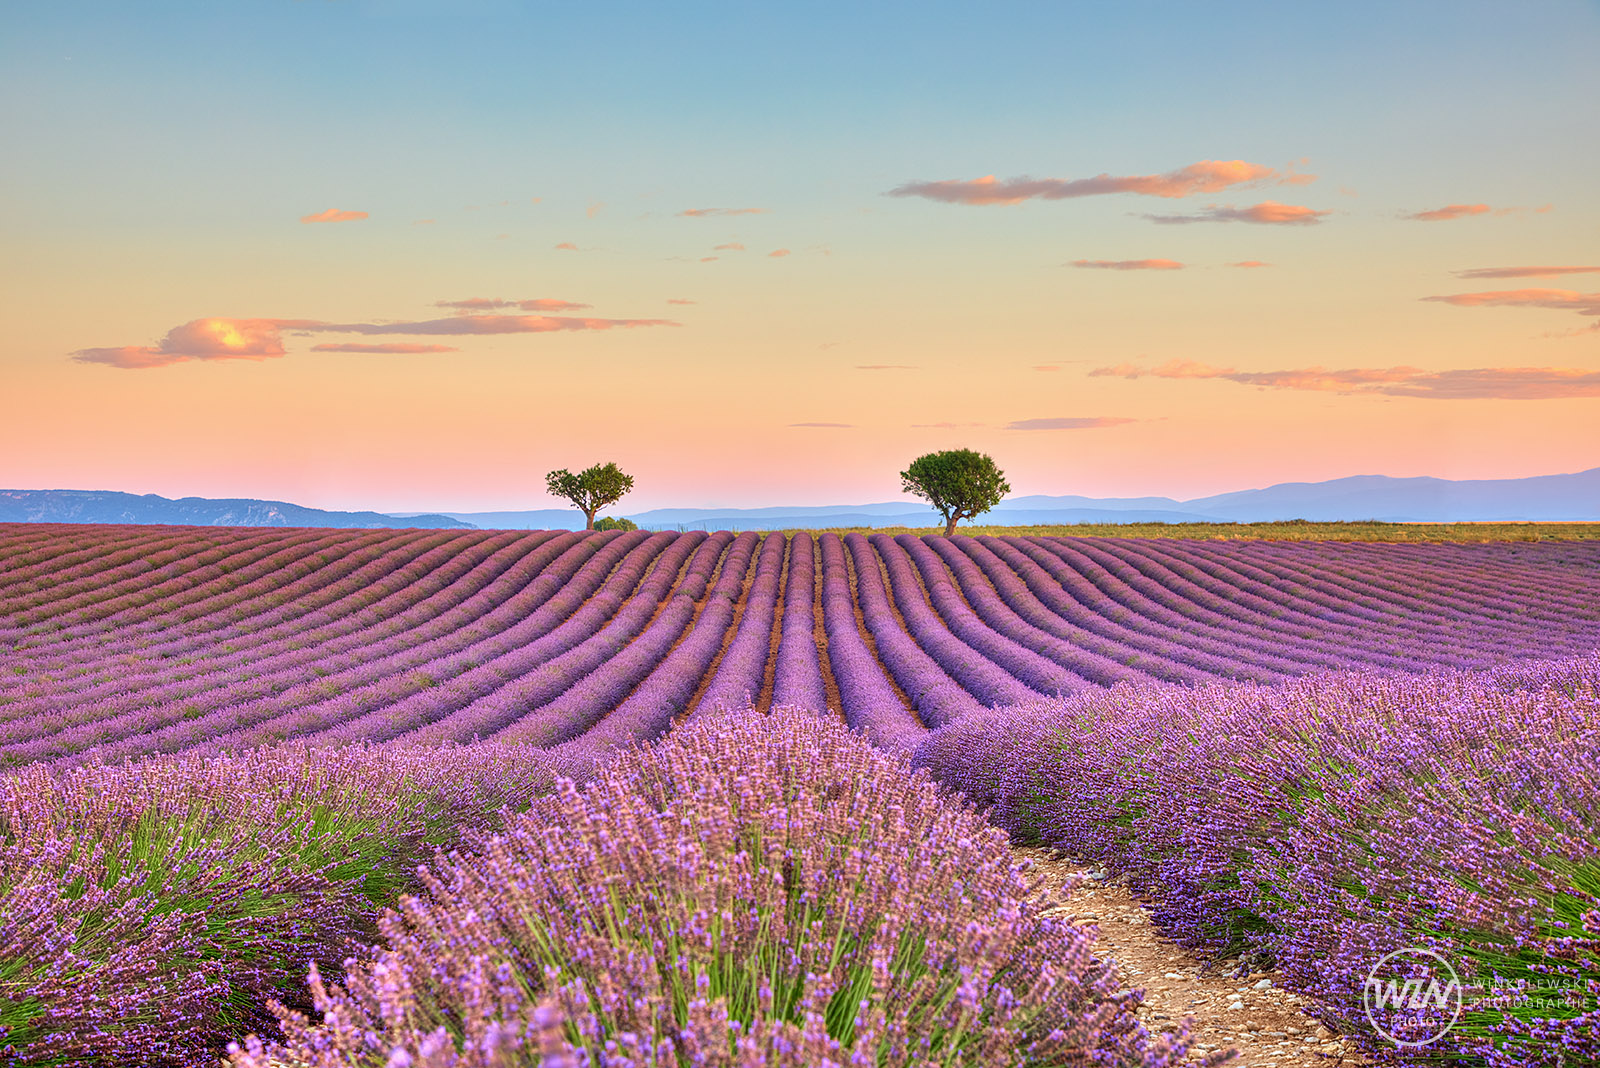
[1,524,1596,765]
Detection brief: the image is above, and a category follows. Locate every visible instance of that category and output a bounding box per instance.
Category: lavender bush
[914,656,1600,1066]
[232,710,1215,1068]
[0,743,556,1065]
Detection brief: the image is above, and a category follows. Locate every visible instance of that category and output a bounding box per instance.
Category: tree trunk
[584,508,597,530]
[944,515,958,537]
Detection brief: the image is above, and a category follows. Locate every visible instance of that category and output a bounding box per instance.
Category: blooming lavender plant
[231,709,1215,1068]
[0,742,557,1066]
[914,658,1600,1067]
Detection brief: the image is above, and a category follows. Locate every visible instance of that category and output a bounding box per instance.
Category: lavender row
[1,527,365,647]
[1031,537,1410,670]
[0,532,585,755]
[492,532,734,746]
[816,533,926,751]
[1113,538,1587,664]
[975,537,1314,679]
[928,535,1202,686]
[2,530,532,715]
[769,531,828,712]
[0,532,618,764]
[842,532,994,725]
[388,531,705,746]
[1,527,438,670]
[562,530,763,759]
[215,531,673,750]
[886,533,1091,696]
[693,530,787,714]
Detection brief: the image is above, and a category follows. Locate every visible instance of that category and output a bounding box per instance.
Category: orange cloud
[586,201,605,218]
[1405,204,1491,221]
[856,364,917,370]
[1090,359,1600,399]
[1228,260,1273,268]
[667,298,696,305]
[72,309,678,369]
[713,242,746,251]
[1006,417,1136,430]
[1422,289,1600,321]
[413,219,436,226]
[1453,266,1600,280]
[1143,201,1329,225]
[71,318,320,368]
[300,209,368,224]
[768,248,791,258]
[885,160,1306,206]
[1033,365,1061,372]
[314,315,679,337]
[790,421,853,428]
[554,242,578,250]
[679,207,767,217]
[435,297,592,313]
[1071,259,1185,271]
[310,343,457,354]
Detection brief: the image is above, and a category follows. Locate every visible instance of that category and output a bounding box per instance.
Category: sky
[3,0,1598,513]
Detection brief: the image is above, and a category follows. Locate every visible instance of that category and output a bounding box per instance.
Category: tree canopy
[546,462,635,531]
[899,449,1010,536]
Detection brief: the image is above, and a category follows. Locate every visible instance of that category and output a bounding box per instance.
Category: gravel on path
[1019,846,1372,1067]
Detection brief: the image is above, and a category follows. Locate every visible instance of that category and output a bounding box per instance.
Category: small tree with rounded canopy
[546,462,635,531]
[900,449,1010,536]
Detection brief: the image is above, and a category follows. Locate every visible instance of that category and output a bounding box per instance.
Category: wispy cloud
[790,421,853,428]
[1405,203,1493,222]
[310,343,457,354]
[435,297,591,313]
[1033,365,1061,372]
[1228,260,1272,268]
[713,242,746,251]
[1071,258,1185,271]
[413,219,436,226]
[1453,265,1600,280]
[679,207,767,217]
[314,315,679,337]
[856,364,917,370]
[1142,201,1329,226]
[554,242,579,251]
[586,201,605,219]
[911,421,985,428]
[885,159,1308,206]
[300,209,368,224]
[1421,288,1600,330]
[667,298,697,305]
[768,248,791,258]
[1005,416,1136,430]
[71,308,679,369]
[1090,358,1600,399]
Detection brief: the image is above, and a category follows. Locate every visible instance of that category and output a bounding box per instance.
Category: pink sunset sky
[3,1,1597,512]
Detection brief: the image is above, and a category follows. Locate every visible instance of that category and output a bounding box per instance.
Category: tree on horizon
[899,449,1010,536]
[546,462,635,531]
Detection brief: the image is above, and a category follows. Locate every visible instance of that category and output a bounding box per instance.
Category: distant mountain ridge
[0,490,471,529]
[428,466,1600,529]
[4,467,1596,531]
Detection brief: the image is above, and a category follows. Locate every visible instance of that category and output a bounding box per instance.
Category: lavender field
[1,523,1597,1066]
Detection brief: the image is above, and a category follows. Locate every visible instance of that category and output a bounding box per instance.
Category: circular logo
[1362,947,1463,1047]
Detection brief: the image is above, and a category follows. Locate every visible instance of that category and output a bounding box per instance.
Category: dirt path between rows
[1019,847,1370,1066]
